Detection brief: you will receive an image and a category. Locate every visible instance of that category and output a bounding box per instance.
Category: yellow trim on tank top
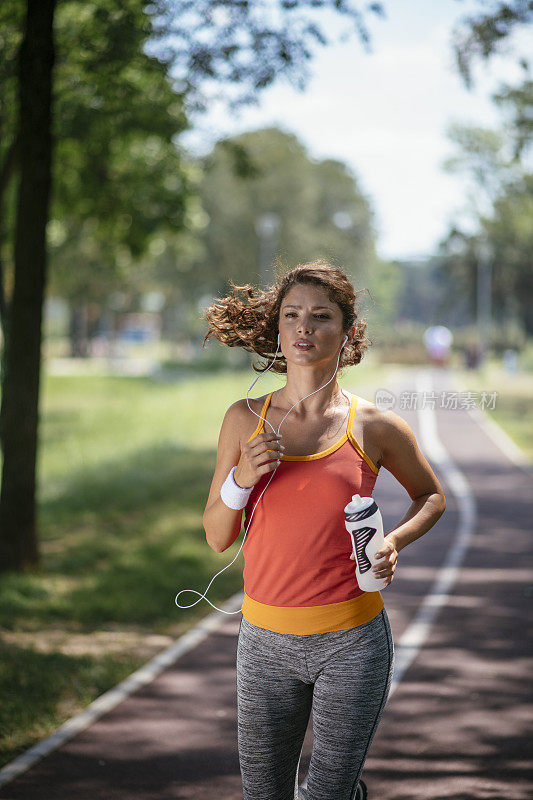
[242,591,384,635]
[246,391,379,474]
[246,393,273,443]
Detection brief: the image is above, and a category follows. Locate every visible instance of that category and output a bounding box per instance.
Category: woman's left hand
[350,535,398,587]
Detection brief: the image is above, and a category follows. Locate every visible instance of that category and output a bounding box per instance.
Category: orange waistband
[241,591,384,635]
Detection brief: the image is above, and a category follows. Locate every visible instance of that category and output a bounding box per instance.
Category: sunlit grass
[454,360,533,459]
[0,359,391,768]
[0,642,143,766]
[1,353,528,768]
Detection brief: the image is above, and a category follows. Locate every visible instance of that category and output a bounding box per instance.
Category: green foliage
[180,127,384,299]
[364,259,407,332]
[145,125,404,334]
[0,0,192,306]
[443,1,533,337]
[148,0,385,113]
[1,359,530,766]
[456,358,533,459]
[452,0,533,88]
[0,0,389,324]
[367,319,429,365]
[438,167,533,335]
[485,174,533,335]
[49,1,191,298]
[494,77,533,158]
[443,123,512,212]
[0,640,143,766]
[0,364,396,766]
[439,60,533,337]
[0,3,23,145]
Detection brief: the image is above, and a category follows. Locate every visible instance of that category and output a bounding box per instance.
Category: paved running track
[1,367,531,800]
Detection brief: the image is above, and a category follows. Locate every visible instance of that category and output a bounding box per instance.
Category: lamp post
[255,212,281,289]
[476,239,492,370]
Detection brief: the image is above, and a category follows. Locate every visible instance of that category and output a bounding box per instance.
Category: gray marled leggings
[236,608,394,800]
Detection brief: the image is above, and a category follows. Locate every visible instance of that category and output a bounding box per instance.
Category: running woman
[202,260,446,800]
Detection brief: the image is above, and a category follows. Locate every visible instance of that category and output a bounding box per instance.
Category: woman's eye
[283,313,329,319]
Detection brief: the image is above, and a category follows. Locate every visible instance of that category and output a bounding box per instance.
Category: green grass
[1,352,529,770]
[0,358,391,768]
[453,360,533,460]
[1,643,142,766]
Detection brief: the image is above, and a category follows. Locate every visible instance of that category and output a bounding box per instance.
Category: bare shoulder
[352,394,395,430]
[352,395,418,467]
[224,394,269,447]
[358,397,416,443]
[349,393,444,500]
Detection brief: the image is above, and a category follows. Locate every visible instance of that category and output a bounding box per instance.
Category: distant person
[465,343,481,370]
[201,260,446,800]
[423,325,453,367]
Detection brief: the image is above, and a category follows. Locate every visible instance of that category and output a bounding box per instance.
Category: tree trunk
[0,137,20,342]
[0,0,56,572]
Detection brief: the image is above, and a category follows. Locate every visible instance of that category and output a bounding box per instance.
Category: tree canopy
[452,0,533,88]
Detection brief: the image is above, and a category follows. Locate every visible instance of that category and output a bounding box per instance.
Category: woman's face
[278,283,348,366]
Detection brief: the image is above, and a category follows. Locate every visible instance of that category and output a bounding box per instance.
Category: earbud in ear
[277,333,280,345]
[342,335,349,348]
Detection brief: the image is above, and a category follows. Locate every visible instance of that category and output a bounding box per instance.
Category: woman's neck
[275,372,347,416]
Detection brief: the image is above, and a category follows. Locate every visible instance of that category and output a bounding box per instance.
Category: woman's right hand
[234,432,285,489]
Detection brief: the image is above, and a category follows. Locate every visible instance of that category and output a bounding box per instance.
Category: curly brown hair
[203,258,372,374]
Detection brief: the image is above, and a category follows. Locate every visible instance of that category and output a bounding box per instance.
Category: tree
[0,1,192,357]
[0,0,386,572]
[441,108,533,334]
[443,122,518,221]
[0,1,25,336]
[452,0,533,88]
[485,174,533,334]
[493,76,533,157]
[439,2,533,341]
[195,127,379,295]
[80,126,403,347]
[437,179,533,340]
[0,0,56,569]
[148,0,385,113]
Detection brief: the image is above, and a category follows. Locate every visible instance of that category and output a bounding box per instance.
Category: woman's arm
[203,400,283,553]
[360,409,446,586]
[203,402,247,553]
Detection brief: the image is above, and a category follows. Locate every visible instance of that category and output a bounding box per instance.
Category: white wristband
[220,466,253,510]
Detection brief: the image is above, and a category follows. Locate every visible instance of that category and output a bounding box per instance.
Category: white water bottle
[344,494,387,592]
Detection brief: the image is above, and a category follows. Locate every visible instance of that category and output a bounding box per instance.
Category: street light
[255,212,281,289]
[476,239,492,370]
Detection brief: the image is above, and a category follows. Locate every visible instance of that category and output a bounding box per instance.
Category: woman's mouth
[294,341,314,351]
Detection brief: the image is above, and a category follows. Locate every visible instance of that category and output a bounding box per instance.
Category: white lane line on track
[300,368,477,792]
[388,368,477,695]
[0,367,476,790]
[0,591,245,789]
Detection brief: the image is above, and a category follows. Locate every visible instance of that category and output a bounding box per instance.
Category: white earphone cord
[174,334,349,614]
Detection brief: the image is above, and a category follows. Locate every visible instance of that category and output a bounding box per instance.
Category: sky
[178,0,532,262]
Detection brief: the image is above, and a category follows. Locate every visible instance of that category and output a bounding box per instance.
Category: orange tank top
[241,390,384,634]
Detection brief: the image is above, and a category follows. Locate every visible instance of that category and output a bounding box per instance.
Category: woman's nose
[296,317,313,334]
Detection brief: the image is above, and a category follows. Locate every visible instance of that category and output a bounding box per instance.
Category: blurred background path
[2,4,532,798]
[1,366,531,800]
